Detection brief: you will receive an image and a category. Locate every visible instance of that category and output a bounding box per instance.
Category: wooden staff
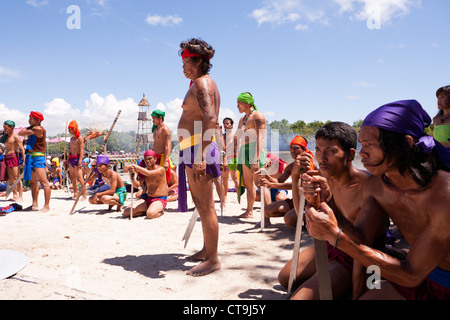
[288,170,333,300]
[308,170,333,300]
[287,169,306,293]
[130,172,134,220]
[5,172,24,199]
[182,209,199,248]
[101,110,122,154]
[259,168,267,231]
[64,122,69,192]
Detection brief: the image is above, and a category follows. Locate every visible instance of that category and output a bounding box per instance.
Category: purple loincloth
[177,141,221,212]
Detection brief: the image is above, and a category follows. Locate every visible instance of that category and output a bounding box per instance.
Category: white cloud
[145,14,183,27]
[250,0,331,30]
[2,94,249,143]
[357,81,379,88]
[25,0,48,7]
[153,98,183,135]
[0,66,20,83]
[0,104,28,127]
[334,0,420,25]
[295,24,309,31]
[250,0,419,30]
[250,0,302,26]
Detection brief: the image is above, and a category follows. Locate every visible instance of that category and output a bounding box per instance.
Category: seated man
[304,100,450,300]
[49,158,62,190]
[260,136,314,227]
[87,155,127,212]
[256,153,288,203]
[278,122,388,300]
[167,167,179,202]
[123,150,168,219]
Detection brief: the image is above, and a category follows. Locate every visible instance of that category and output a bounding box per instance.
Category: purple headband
[96,155,110,165]
[362,99,450,169]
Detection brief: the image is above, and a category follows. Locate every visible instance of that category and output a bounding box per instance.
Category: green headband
[237,92,257,110]
[4,120,15,128]
[151,109,165,133]
[151,109,165,118]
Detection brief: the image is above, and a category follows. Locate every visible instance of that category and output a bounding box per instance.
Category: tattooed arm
[191,77,219,179]
[252,111,266,172]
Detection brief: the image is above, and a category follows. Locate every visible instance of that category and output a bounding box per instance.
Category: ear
[405,135,414,148]
[347,148,356,162]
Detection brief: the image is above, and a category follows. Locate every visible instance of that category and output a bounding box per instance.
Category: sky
[0,0,449,137]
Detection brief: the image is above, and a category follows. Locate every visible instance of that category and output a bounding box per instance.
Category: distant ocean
[278,151,365,170]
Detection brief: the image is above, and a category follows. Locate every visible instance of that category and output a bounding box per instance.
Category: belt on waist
[27,152,45,158]
[179,133,216,151]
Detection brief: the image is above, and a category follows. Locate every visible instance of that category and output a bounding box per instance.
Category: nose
[359,146,368,159]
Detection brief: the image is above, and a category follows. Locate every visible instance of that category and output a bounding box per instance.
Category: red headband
[144,150,157,158]
[182,49,210,61]
[30,111,44,122]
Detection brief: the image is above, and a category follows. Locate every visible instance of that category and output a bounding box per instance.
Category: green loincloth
[236,142,265,204]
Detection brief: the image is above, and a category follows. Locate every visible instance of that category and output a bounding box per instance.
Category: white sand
[0,186,314,300]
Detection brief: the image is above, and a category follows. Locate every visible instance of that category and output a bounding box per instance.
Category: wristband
[334,229,342,249]
[326,195,333,204]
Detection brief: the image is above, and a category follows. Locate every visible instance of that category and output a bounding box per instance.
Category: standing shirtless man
[177,38,221,277]
[221,117,239,202]
[19,111,51,212]
[236,92,266,218]
[152,109,172,182]
[68,120,86,201]
[305,100,450,300]
[1,120,25,202]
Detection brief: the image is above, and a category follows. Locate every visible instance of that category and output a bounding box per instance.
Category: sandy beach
[0,184,315,300]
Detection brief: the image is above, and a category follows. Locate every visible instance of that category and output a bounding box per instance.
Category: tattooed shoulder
[196,89,215,110]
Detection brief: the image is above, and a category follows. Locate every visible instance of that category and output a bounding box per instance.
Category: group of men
[172,38,450,299]
[1,37,449,299]
[0,112,51,211]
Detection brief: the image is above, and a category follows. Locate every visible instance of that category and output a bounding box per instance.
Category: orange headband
[290,135,308,149]
[68,120,80,139]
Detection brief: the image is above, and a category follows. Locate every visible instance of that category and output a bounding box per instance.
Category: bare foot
[81,197,87,202]
[187,249,207,262]
[40,206,50,212]
[237,210,253,218]
[186,259,221,277]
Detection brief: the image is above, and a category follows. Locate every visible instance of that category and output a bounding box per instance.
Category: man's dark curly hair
[179,38,215,75]
[315,121,357,153]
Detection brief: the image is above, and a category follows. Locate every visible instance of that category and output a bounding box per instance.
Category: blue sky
[0,0,449,136]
